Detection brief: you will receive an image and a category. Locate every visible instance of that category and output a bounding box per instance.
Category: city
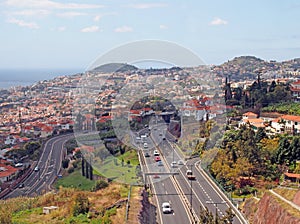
[1,0,300,223]
[0,56,300,223]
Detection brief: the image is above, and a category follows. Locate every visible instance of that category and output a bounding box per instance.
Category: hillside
[0,183,141,224]
[213,56,300,81]
[91,63,138,73]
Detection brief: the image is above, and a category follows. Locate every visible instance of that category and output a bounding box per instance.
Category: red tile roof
[0,161,19,178]
[284,172,300,178]
[281,115,300,122]
[243,112,258,117]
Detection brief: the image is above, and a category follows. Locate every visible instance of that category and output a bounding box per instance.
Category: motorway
[135,119,247,224]
[4,134,74,199]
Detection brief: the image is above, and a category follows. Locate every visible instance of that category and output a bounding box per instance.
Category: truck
[186,169,195,180]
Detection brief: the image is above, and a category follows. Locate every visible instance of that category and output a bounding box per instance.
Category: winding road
[4,134,74,199]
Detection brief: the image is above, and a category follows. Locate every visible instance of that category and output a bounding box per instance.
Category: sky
[0,0,300,70]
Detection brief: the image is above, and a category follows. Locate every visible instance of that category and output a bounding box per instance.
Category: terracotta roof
[284,172,300,178]
[0,161,19,178]
[281,115,300,122]
[243,112,258,117]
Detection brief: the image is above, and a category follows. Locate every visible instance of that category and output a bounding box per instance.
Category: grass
[12,207,44,224]
[1,183,137,224]
[93,150,141,185]
[55,169,96,191]
[118,150,139,166]
[273,187,299,201]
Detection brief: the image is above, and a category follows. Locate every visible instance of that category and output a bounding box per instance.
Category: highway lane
[4,134,74,199]
[140,139,193,224]
[148,122,246,224]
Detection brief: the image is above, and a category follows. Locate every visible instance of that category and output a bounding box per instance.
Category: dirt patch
[293,190,300,207]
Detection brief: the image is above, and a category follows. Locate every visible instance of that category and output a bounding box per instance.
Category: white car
[162,202,172,214]
[34,166,39,172]
[171,161,177,168]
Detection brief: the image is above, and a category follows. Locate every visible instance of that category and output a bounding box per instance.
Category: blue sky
[0,0,300,70]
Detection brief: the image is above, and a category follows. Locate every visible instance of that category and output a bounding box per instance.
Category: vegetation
[207,123,300,196]
[1,183,132,224]
[5,141,41,161]
[199,207,235,224]
[55,168,96,191]
[262,102,300,115]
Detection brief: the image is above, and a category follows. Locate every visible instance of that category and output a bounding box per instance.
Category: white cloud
[57,26,65,31]
[7,17,39,29]
[159,24,168,29]
[126,3,167,9]
[5,0,104,10]
[56,11,86,18]
[114,26,133,33]
[210,17,228,26]
[93,12,117,22]
[10,9,51,16]
[81,25,99,33]
[94,15,101,22]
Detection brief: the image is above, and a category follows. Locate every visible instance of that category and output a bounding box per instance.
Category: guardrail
[196,162,249,224]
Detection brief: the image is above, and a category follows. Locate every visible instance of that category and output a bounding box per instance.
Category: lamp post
[190,165,193,214]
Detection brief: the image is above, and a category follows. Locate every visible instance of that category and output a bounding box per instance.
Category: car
[186,170,196,180]
[143,143,148,148]
[157,161,163,166]
[15,163,23,167]
[162,202,172,214]
[153,150,159,156]
[144,152,150,157]
[177,160,185,165]
[18,183,25,188]
[155,156,161,162]
[171,161,177,168]
[34,166,39,172]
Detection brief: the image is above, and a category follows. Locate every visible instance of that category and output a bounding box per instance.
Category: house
[239,118,265,131]
[0,159,19,183]
[284,172,300,183]
[270,117,285,134]
[181,99,208,121]
[242,112,258,120]
[290,80,300,102]
[281,115,300,134]
[40,125,54,138]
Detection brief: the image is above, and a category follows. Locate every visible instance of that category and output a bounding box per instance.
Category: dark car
[144,152,150,157]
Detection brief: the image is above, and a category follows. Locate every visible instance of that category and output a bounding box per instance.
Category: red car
[155,156,161,162]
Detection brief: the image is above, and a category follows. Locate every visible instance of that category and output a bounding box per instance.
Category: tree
[276,138,291,164]
[290,137,300,163]
[62,159,69,169]
[81,158,85,176]
[255,127,267,143]
[269,80,276,92]
[93,180,109,191]
[72,193,90,216]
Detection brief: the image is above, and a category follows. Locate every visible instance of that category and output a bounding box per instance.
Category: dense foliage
[209,126,300,195]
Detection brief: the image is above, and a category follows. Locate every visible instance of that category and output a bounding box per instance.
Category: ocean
[0,68,83,89]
